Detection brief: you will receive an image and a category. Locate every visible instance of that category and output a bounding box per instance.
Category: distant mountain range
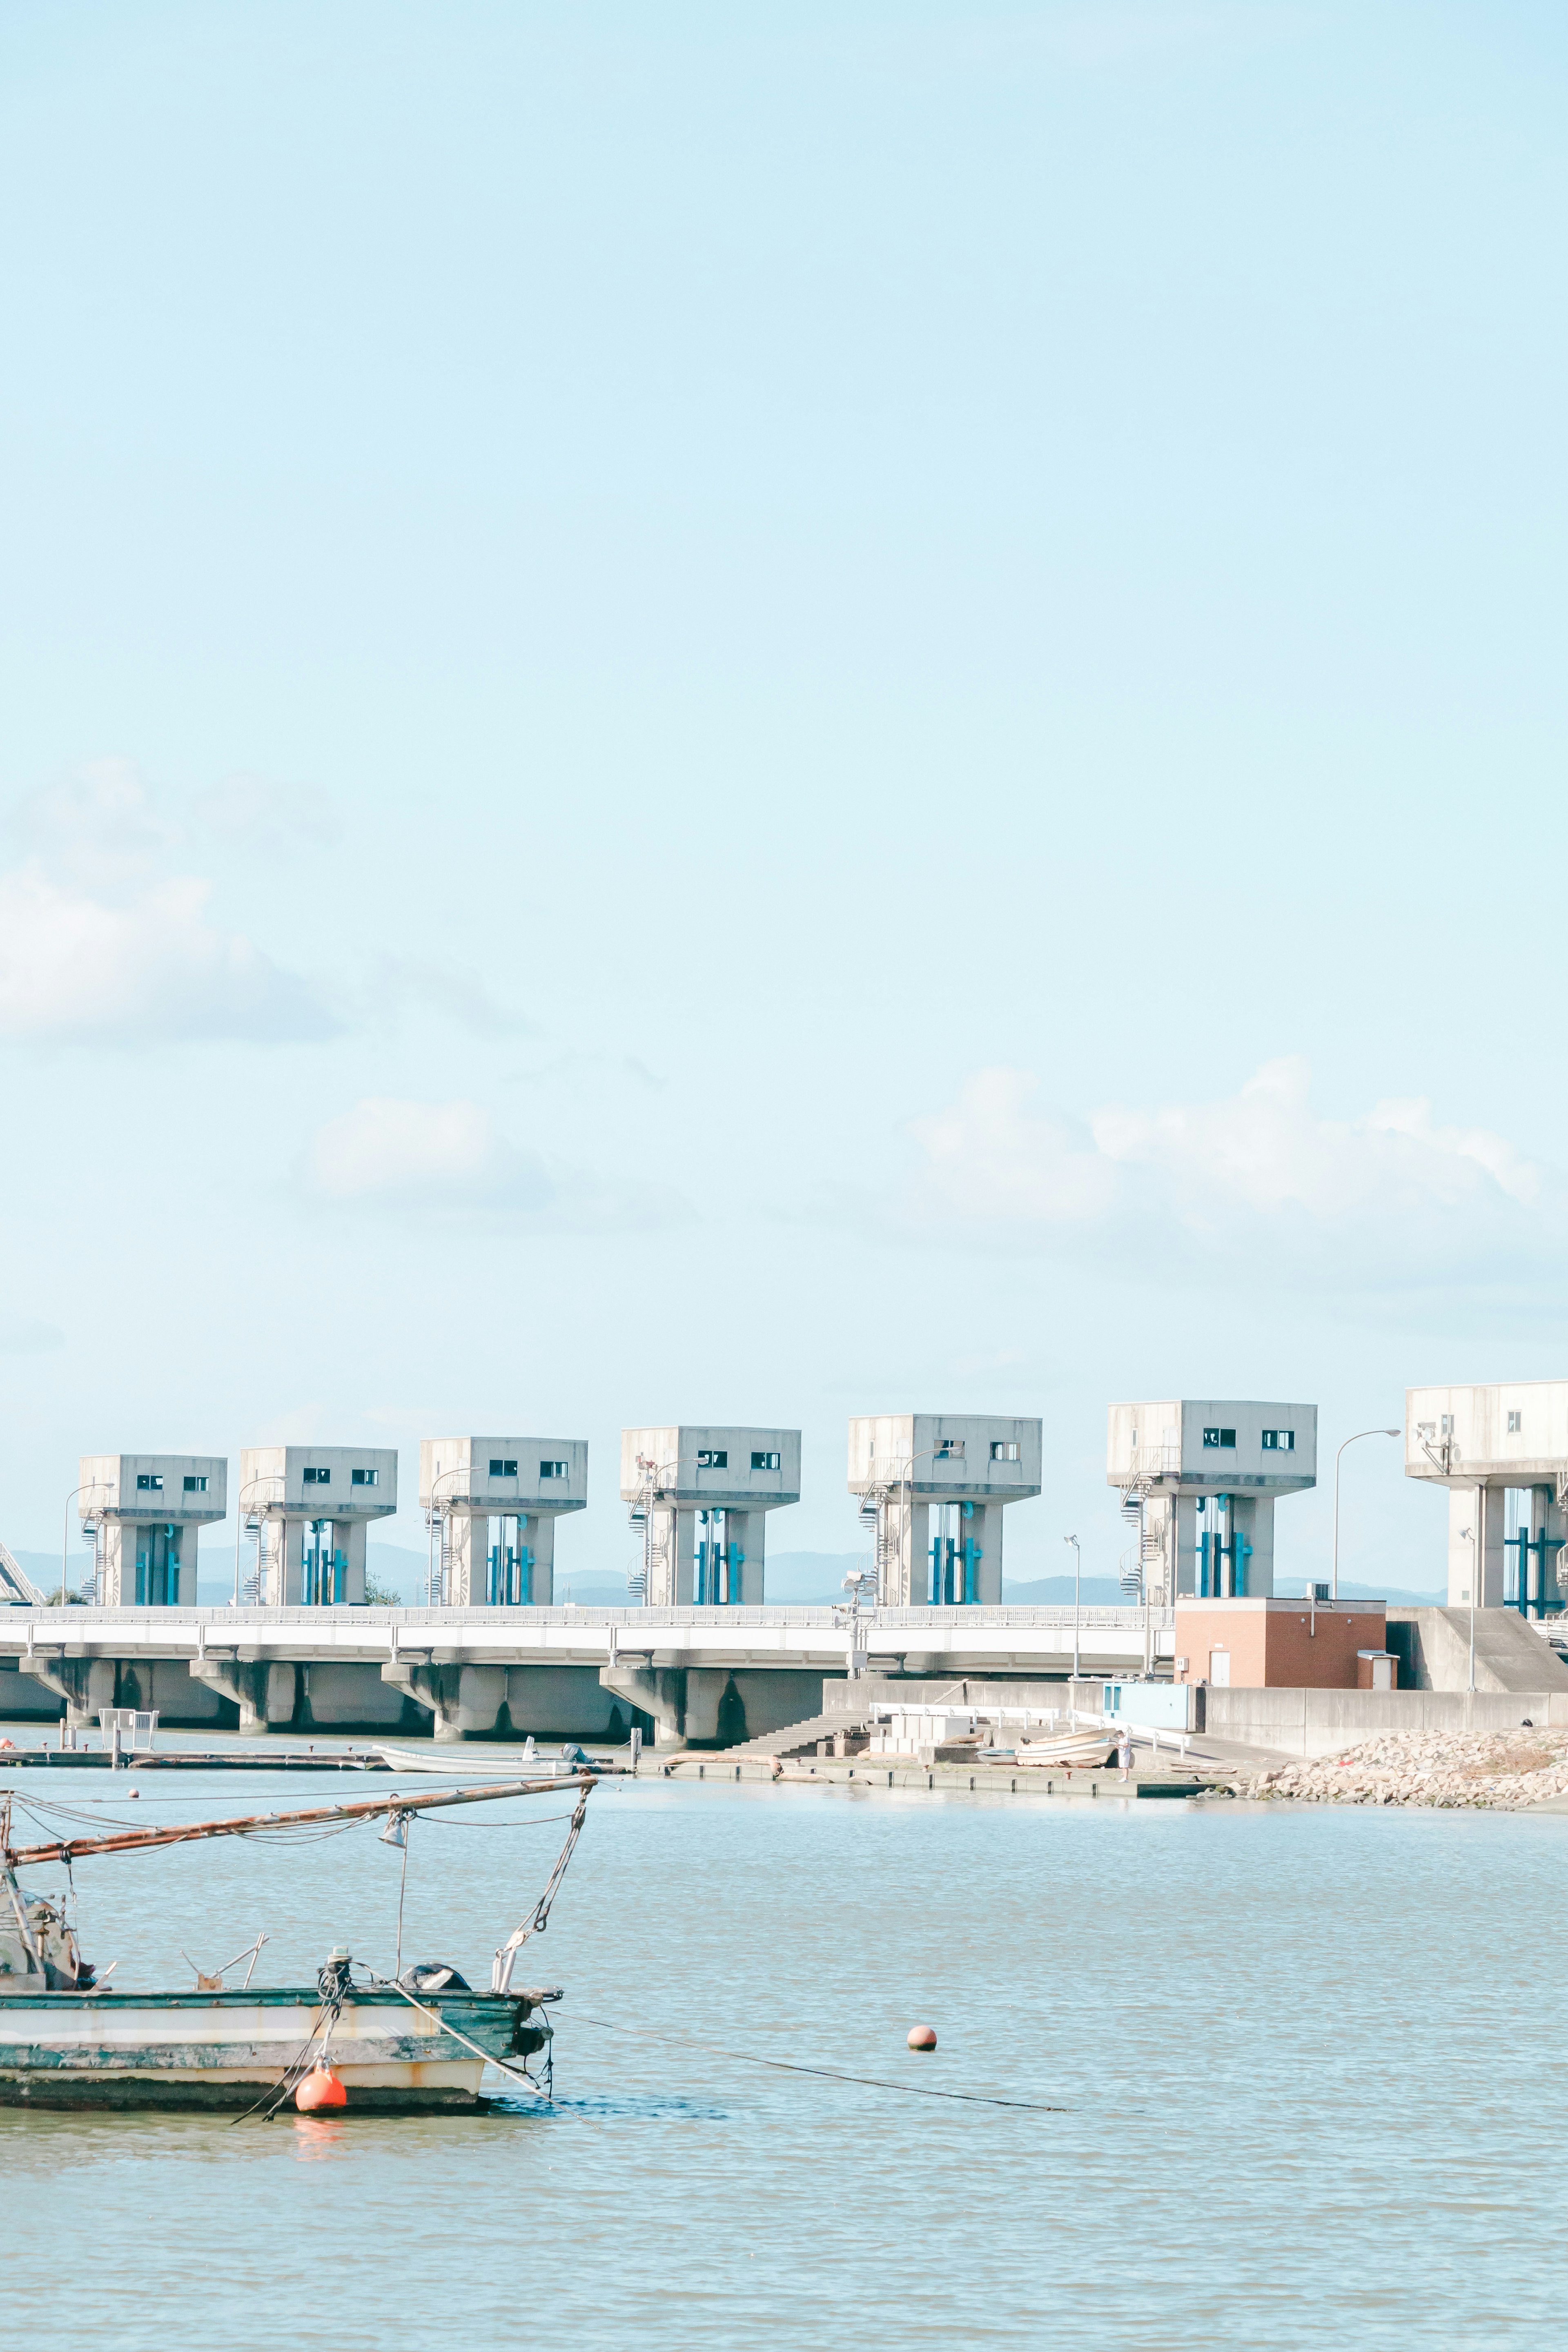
[13,1543,1445,1613]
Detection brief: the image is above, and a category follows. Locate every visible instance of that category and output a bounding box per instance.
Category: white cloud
[307,1097,550,1207]
[0,862,339,1045]
[303,1096,686,1231]
[902,1057,1565,1296]
[13,757,180,882]
[0,762,339,1045]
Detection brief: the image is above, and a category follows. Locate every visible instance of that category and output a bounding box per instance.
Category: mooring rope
[357,1971,549,2098]
[570,2017,1067,2111]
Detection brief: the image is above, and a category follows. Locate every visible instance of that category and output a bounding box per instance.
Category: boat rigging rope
[355,1970,549,2100]
[228,1953,361,2126]
[491,1784,591,1993]
[570,2018,1068,2112]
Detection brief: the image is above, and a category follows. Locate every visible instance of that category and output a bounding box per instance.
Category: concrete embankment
[1202,1683,1568,1757]
[1238,1727,1568,1809]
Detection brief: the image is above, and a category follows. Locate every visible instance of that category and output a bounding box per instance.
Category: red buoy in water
[296,2066,348,2112]
[907,2025,938,2051]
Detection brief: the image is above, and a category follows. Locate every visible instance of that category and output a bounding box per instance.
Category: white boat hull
[0,1987,546,2110]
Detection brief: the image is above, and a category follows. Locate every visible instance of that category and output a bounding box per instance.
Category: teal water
[0,1750,1559,2349]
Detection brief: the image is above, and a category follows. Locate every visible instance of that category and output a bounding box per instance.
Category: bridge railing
[0,1601,1173,1633]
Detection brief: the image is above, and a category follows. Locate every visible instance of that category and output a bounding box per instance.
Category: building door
[1209,1648,1230,1686]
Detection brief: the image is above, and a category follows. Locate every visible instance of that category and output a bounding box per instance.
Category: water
[1,1750,1561,2349]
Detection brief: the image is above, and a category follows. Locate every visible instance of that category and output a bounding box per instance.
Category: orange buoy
[907,2025,938,2051]
[296,2066,348,2112]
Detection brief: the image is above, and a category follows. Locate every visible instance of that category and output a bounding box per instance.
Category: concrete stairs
[713,1705,872,1760]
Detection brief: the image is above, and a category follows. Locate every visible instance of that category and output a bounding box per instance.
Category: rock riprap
[1239,1728,1568,1809]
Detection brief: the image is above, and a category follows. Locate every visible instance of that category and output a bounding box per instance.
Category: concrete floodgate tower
[1106,1401,1317,1599]
[419,1438,588,1605]
[1406,1382,1568,1614]
[77,1454,227,1605]
[621,1426,800,1605]
[847,1415,1042,1606]
[238,1446,397,1605]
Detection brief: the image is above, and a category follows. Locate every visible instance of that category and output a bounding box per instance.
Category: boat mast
[0,1772,596,1870]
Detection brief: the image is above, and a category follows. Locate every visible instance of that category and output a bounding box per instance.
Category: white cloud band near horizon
[902,1057,1561,1294]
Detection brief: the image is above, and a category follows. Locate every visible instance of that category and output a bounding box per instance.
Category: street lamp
[1064,1534,1081,1684]
[1459,1523,1478,1692]
[1331,1428,1401,1600]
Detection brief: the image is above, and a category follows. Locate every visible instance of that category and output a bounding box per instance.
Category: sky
[0,0,1564,1595]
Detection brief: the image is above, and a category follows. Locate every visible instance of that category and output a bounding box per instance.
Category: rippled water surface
[2,1743,1562,2350]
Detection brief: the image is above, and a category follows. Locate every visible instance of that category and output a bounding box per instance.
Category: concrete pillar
[339,1521,368,1605]
[526,1513,556,1605]
[451,1512,485,1605]
[190,1658,298,1732]
[263,1520,304,1606]
[906,1500,933,1605]
[971,1502,1005,1603]
[20,1654,118,1729]
[101,1526,131,1605]
[665,1507,697,1605]
[1174,1495,1200,1596]
[1145,1494,1177,1604]
[599,1662,731,1747]
[1448,1484,1506,1607]
[1231,1495,1276,1597]
[380,1659,507,1742]
[723,1510,766,1605]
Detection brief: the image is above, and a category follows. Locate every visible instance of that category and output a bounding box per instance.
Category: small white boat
[374,1740,594,1779]
[0,1773,593,2113]
[1013,1731,1118,1768]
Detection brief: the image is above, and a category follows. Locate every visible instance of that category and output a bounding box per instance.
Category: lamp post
[1331,1428,1401,1600]
[1065,1534,1081,1685]
[1460,1523,1477,1693]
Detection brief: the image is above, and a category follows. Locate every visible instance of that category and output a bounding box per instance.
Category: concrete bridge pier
[21,1653,118,1729]
[382,1659,507,1742]
[600,1663,733,1748]
[190,1657,298,1733]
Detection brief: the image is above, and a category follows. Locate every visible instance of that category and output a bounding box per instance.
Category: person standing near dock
[1116,1728,1133,1781]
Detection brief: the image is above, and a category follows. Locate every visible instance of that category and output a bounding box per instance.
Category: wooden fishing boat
[0,1979,554,2111]
[0,1774,594,2114]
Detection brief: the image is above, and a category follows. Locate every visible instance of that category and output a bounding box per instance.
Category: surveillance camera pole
[1331,1428,1401,1600]
[1064,1534,1081,1684]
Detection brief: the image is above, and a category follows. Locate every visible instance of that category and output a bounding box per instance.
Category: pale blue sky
[1,1,1564,1589]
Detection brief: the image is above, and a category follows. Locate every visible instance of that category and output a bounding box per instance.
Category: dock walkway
[657,1753,1221,1799]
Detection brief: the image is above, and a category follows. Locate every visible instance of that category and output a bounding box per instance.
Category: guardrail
[0,1602,1173,1634]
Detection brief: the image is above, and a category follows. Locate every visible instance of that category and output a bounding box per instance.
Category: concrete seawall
[1204,1685,1568,1757]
